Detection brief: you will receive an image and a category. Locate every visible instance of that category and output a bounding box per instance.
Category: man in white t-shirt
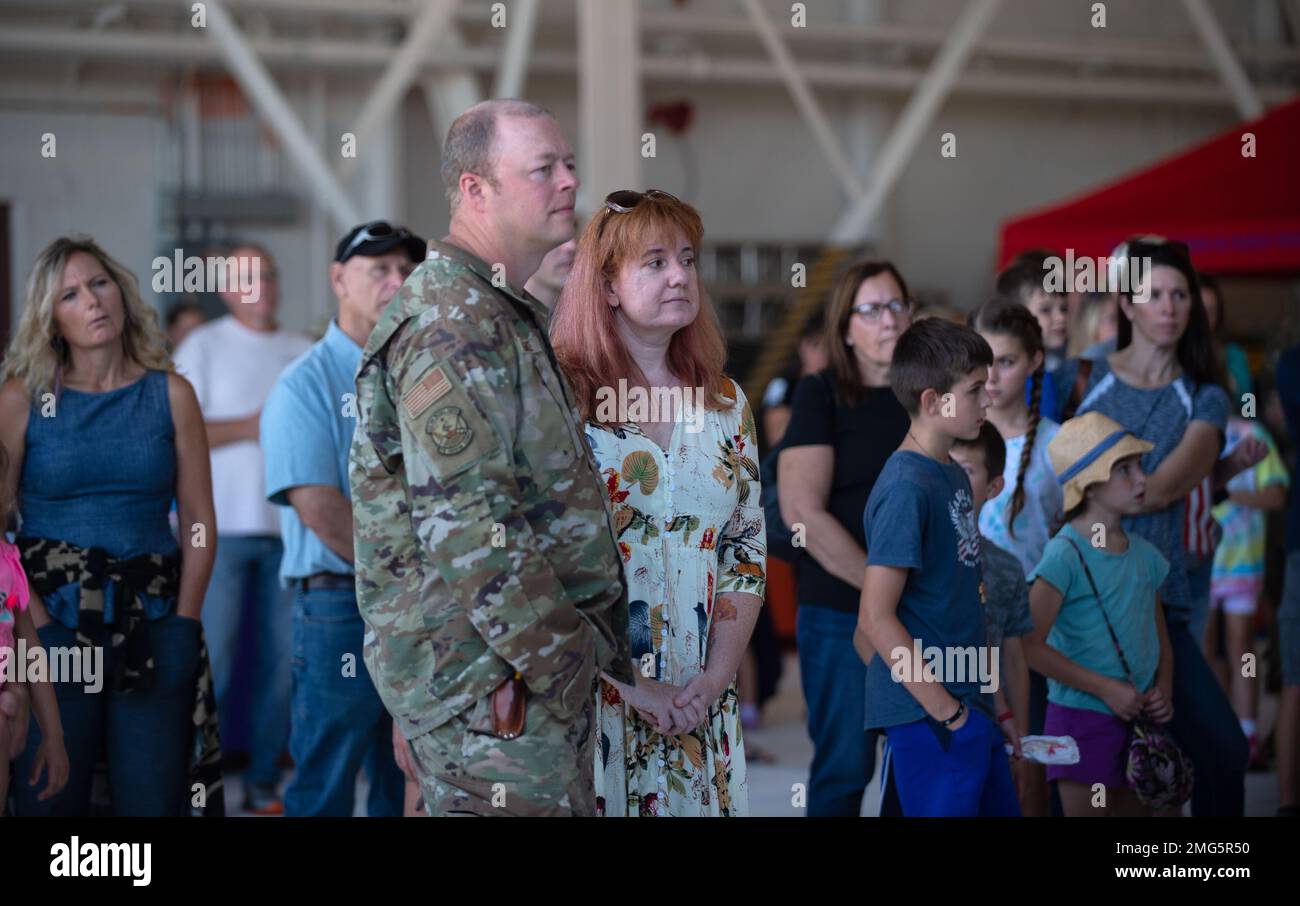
[173,244,312,815]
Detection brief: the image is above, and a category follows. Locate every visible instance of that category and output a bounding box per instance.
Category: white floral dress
[586,379,766,817]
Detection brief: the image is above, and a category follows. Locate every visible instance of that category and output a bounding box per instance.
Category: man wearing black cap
[259,220,424,816]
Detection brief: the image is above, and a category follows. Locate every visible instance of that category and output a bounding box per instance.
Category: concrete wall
[1,111,160,331]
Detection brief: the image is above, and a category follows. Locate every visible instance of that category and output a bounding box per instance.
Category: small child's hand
[1142,686,1174,724]
[1100,678,1142,721]
[30,735,69,801]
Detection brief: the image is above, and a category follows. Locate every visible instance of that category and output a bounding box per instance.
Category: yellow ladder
[742,246,859,405]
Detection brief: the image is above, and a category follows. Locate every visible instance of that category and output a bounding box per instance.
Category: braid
[972,295,1046,542]
[1008,366,1043,539]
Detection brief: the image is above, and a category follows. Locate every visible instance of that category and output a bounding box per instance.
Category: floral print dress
[586,379,766,817]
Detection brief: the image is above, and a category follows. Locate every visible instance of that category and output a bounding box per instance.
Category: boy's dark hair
[890,318,993,415]
[952,421,1007,480]
[996,257,1065,306]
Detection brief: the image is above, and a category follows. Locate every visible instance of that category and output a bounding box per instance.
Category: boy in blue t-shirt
[856,318,1022,816]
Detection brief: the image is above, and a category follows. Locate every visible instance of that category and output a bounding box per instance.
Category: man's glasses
[851,299,913,321]
[340,220,413,260]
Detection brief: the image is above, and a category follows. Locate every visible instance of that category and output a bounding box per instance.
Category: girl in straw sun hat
[1022,411,1178,816]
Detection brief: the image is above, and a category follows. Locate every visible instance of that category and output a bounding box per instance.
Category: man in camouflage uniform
[349,99,633,816]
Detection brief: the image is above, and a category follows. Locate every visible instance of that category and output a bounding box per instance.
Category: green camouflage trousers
[407,684,596,817]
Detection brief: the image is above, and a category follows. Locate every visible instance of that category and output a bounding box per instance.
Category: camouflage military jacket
[349,240,634,739]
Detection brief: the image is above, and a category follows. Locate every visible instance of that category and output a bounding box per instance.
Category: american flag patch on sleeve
[402,365,451,419]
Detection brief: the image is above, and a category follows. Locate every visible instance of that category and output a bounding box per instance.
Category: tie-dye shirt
[1211,418,1290,597]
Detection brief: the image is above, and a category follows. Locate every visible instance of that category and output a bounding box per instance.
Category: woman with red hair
[551,190,765,816]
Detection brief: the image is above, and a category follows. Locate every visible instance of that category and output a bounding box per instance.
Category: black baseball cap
[334,220,427,264]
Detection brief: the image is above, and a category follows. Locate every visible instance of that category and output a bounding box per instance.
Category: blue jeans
[12,612,201,816]
[283,587,404,817]
[1185,553,1215,645]
[796,605,876,817]
[202,535,293,788]
[883,709,1021,817]
[1166,617,1248,816]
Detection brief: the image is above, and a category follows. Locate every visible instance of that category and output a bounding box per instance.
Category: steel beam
[493,0,540,99]
[1181,0,1265,120]
[828,0,1002,244]
[339,0,460,180]
[201,0,360,230]
[739,0,862,200]
[577,0,641,213]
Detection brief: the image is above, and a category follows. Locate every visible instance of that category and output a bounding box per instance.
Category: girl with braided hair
[970,298,1064,578]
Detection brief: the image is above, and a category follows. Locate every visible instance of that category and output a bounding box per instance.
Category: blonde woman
[551,190,765,816]
[0,236,218,815]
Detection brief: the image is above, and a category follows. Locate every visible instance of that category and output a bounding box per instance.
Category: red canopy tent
[997,95,1300,276]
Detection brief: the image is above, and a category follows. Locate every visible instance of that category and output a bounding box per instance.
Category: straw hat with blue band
[1047,411,1154,511]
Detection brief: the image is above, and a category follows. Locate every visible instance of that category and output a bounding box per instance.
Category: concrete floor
[226,652,1285,817]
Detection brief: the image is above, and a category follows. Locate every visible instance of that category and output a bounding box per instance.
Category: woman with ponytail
[971,298,1064,577]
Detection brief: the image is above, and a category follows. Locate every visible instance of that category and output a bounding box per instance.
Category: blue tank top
[18,369,178,626]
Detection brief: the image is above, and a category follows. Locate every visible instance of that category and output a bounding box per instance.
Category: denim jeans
[283,587,404,817]
[201,535,293,789]
[1185,552,1215,646]
[12,612,201,816]
[796,605,876,817]
[1166,617,1248,816]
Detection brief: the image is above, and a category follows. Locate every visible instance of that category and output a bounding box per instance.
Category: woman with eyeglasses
[1050,236,1265,816]
[776,260,913,816]
[550,189,765,816]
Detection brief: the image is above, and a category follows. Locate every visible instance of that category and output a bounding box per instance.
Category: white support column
[420,25,485,147]
[307,70,332,326]
[740,0,862,200]
[202,0,359,230]
[577,0,642,213]
[356,107,402,223]
[493,0,540,99]
[1181,0,1264,120]
[828,0,1002,244]
[339,0,461,181]
[847,0,886,246]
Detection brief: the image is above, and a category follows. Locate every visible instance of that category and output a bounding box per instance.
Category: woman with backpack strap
[1049,237,1263,815]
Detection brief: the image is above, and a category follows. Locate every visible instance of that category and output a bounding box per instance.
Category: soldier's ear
[460,171,489,210]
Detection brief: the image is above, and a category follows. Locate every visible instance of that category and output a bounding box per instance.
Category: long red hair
[550,192,730,424]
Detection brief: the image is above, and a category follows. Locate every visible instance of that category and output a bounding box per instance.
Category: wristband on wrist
[940,700,966,728]
[997,710,1015,724]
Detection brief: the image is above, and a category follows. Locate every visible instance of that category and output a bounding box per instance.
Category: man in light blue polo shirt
[261,221,425,816]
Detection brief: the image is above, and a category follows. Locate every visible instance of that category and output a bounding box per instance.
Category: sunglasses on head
[341,220,412,260]
[603,188,680,214]
[597,189,681,239]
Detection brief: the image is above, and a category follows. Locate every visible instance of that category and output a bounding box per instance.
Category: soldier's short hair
[441,99,556,215]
